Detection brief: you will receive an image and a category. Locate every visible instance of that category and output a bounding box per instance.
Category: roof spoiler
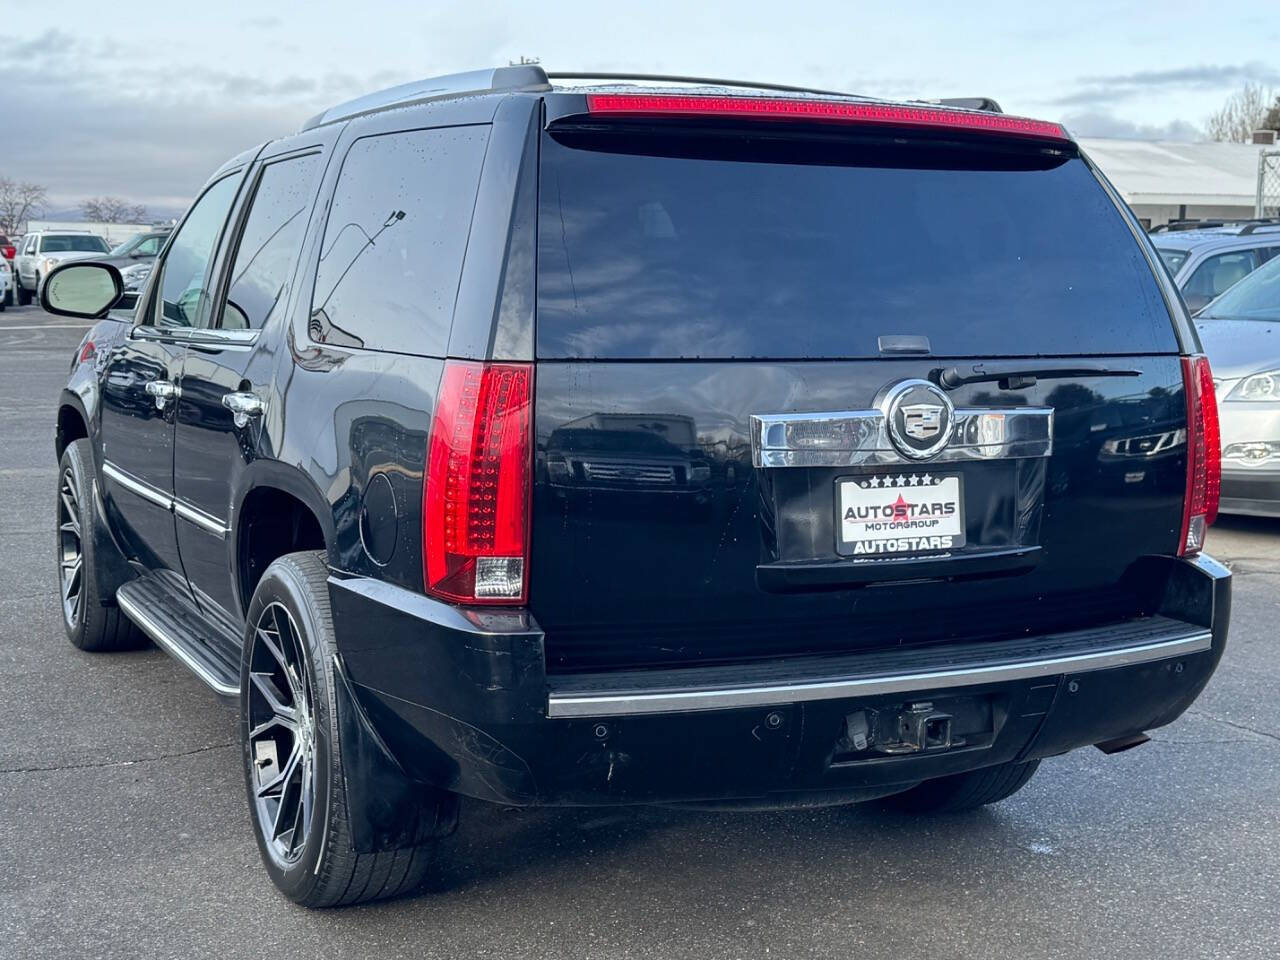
[301,65,550,131]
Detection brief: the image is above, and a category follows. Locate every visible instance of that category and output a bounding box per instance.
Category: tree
[80,196,147,224]
[1206,83,1274,142]
[1263,94,1280,134]
[0,178,48,234]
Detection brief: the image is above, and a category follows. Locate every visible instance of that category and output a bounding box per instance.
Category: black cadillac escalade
[44,65,1229,907]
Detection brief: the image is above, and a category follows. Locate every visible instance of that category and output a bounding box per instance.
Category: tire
[56,439,145,651]
[878,760,1040,814]
[240,550,448,907]
[17,276,31,306]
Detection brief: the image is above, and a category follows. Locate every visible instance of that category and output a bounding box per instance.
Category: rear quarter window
[309,125,489,355]
[537,132,1177,359]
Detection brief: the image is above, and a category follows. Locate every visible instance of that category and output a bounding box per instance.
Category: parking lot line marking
[0,323,93,330]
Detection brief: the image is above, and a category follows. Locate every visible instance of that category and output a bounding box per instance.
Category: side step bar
[117,578,242,697]
[547,616,1213,718]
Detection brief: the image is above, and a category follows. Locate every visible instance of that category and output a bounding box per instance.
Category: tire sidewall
[239,556,337,901]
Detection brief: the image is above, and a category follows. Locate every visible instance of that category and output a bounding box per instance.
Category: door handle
[144,379,178,411]
[222,391,265,428]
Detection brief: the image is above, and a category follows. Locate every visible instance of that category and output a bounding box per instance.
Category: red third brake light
[424,361,533,604]
[585,93,1070,141]
[1179,355,1221,556]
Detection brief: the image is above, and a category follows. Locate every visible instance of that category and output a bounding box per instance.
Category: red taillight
[2,245,14,259]
[423,361,532,604]
[78,340,96,364]
[1179,355,1220,556]
[584,93,1069,141]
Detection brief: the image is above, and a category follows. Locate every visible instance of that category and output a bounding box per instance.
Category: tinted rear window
[310,125,489,355]
[537,132,1176,359]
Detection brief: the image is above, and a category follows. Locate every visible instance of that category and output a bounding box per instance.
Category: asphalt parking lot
[2,303,1279,960]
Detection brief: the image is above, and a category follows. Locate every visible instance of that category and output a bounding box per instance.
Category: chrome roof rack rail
[301,65,551,131]
[546,71,859,99]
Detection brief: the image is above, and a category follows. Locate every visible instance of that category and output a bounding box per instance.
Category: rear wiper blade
[932,361,1142,391]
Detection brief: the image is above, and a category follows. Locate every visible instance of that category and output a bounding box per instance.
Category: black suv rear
[45,66,1229,907]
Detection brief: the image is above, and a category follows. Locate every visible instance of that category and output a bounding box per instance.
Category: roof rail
[1153,219,1227,232]
[1238,220,1280,235]
[1150,217,1280,234]
[301,65,551,131]
[547,71,858,99]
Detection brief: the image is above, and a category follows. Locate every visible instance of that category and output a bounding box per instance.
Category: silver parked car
[1195,255,1280,516]
[12,231,111,305]
[1151,223,1280,314]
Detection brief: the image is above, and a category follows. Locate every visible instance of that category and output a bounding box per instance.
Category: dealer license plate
[837,474,966,557]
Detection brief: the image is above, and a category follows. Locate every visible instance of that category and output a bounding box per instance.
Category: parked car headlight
[120,262,152,291]
[42,257,60,274]
[1228,369,1280,402]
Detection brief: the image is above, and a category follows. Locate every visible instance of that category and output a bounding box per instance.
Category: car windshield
[1156,248,1188,274]
[1198,255,1280,321]
[109,237,138,255]
[39,235,111,253]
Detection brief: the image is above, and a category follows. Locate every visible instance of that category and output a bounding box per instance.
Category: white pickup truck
[13,231,110,305]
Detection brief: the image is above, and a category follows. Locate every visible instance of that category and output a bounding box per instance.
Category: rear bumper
[329,554,1230,807]
[1220,467,1280,517]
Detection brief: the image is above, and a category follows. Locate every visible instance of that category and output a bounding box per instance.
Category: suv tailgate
[530,122,1185,673]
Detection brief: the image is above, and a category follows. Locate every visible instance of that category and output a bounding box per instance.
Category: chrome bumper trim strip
[546,630,1212,718]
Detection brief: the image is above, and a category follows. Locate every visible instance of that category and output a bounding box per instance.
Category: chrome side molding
[174,500,229,539]
[546,630,1212,718]
[103,461,172,509]
[103,460,229,537]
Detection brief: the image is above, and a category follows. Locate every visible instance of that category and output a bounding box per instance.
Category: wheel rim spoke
[249,713,297,739]
[259,742,302,801]
[249,670,298,723]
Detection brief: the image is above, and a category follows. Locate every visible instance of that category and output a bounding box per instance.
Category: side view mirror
[39,261,123,319]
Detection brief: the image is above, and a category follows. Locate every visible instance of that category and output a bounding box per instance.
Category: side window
[1183,250,1259,307]
[147,174,240,329]
[135,236,162,256]
[219,154,321,331]
[22,237,36,254]
[310,125,489,353]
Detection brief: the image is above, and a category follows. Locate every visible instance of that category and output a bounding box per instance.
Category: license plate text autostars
[839,474,965,554]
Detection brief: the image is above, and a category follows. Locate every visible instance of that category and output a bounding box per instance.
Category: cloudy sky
[6,0,1279,215]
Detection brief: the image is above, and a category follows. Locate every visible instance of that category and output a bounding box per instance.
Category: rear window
[309,125,489,355]
[39,235,110,253]
[1157,248,1189,274]
[536,132,1176,359]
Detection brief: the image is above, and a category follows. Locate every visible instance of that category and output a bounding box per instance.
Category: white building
[24,220,154,247]
[1079,138,1273,229]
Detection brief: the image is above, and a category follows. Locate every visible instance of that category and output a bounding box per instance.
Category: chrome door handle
[145,379,178,411]
[222,391,265,428]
